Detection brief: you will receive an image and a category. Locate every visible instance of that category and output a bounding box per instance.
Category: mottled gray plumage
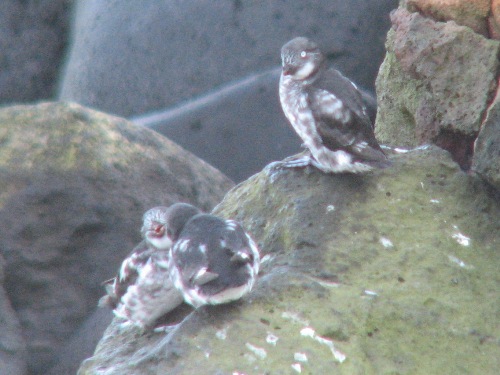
[99,203,201,329]
[168,214,260,308]
[279,37,389,173]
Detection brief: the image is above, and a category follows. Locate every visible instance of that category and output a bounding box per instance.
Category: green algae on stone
[0,102,218,175]
[217,150,499,374]
[79,147,499,374]
[375,49,422,148]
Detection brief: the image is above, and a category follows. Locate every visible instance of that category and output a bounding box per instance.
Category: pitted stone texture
[78,147,500,374]
[376,8,499,169]
[405,0,490,36]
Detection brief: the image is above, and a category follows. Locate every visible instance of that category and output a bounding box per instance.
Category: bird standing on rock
[168,214,260,308]
[279,36,390,173]
[99,203,201,329]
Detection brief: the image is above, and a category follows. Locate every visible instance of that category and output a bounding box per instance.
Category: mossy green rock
[79,147,499,374]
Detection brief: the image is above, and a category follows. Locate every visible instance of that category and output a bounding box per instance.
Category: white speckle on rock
[300,326,346,363]
[379,237,394,248]
[448,255,473,269]
[215,327,227,340]
[266,332,279,346]
[294,352,308,362]
[452,232,471,247]
[300,327,315,338]
[326,204,335,212]
[245,342,267,359]
[393,147,410,153]
[291,363,302,373]
[308,276,340,288]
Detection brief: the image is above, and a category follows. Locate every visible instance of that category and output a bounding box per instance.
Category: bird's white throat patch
[294,61,316,80]
[147,236,172,251]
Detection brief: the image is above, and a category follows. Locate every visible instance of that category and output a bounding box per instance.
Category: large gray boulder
[132,68,302,182]
[0,252,27,375]
[0,0,72,105]
[78,147,500,374]
[59,0,397,117]
[0,102,233,374]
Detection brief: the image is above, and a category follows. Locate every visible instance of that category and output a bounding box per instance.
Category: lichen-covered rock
[472,92,500,191]
[375,8,499,170]
[404,0,490,36]
[0,102,233,374]
[79,147,499,374]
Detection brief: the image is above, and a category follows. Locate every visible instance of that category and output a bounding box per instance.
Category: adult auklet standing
[279,36,389,173]
[168,214,260,308]
[99,203,201,329]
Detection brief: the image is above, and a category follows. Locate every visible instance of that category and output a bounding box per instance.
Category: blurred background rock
[0,2,399,374]
[1,0,397,182]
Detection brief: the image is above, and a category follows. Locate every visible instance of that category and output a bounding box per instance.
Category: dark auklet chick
[168,214,260,308]
[99,203,201,329]
[279,36,389,173]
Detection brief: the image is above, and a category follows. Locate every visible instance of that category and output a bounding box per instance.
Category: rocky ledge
[79,146,499,374]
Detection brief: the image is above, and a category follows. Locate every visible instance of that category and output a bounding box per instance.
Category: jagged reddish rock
[375,7,499,170]
[490,0,500,39]
[404,0,490,36]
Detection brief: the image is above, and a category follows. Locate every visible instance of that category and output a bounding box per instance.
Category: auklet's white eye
[300,51,307,58]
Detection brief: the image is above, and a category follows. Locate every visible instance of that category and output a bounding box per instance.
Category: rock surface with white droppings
[79,146,499,374]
